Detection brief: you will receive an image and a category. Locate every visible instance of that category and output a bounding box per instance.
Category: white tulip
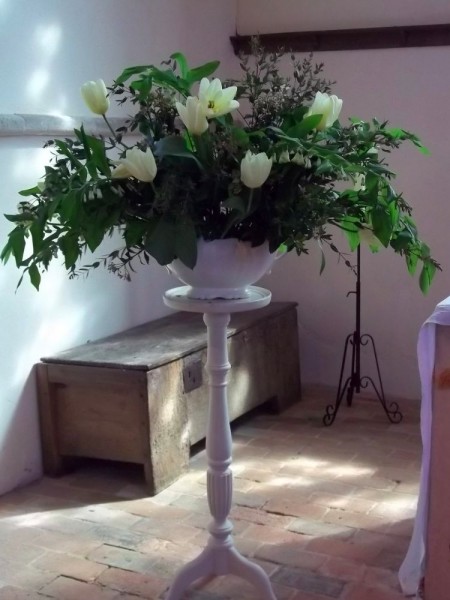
[81,79,110,115]
[307,91,343,131]
[353,174,366,192]
[198,77,239,118]
[111,147,157,182]
[175,96,209,135]
[240,151,272,189]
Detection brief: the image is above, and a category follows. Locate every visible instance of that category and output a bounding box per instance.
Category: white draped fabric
[398,297,450,596]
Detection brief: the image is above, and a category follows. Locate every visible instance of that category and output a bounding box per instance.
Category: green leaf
[149,66,190,95]
[287,114,323,138]
[114,65,151,85]
[19,185,40,197]
[144,218,177,265]
[170,52,189,78]
[174,218,197,269]
[74,126,109,176]
[345,228,360,252]
[419,260,437,294]
[371,207,393,247]
[30,221,44,254]
[130,76,153,100]
[390,229,413,252]
[4,213,34,223]
[154,136,203,169]
[231,127,250,148]
[186,61,220,86]
[124,219,148,247]
[7,228,26,266]
[319,244,326,275]
[406,252,419,276]
[28,264,41,290]
[58,233,80,269]
[83,222,105,253]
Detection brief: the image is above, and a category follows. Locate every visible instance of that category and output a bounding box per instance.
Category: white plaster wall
[239,1,450,400]
[0,0,238,495]
[237,0,450,33]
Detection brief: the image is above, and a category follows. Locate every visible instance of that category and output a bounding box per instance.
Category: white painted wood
[163,286,276,600]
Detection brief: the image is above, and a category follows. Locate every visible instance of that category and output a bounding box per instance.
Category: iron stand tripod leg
[323,246,403,426]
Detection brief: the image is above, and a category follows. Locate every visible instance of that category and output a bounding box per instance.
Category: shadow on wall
[0,368,42,492]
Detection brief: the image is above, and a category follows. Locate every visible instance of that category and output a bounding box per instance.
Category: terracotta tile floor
[0,387,422,599]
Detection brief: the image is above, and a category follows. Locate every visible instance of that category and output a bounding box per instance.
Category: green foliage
[1,38,440,292]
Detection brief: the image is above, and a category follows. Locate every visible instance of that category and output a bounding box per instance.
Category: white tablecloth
[398,296,450,596]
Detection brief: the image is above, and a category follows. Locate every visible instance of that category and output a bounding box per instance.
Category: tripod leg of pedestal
[166,311,277,599]
[165,547,214,599]
[227,546,277,599]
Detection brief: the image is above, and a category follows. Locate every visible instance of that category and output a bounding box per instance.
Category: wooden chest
[36,301,301,495]
[425,324,450,599]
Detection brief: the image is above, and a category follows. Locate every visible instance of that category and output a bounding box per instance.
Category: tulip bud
[240,151,272,189]
[277,150,290,164]
[81,79,110,115]
[291,153,311,168]
[353,174,366,192]
[306,91,343,131]
[175,96,209,135]
[111,147,157,182]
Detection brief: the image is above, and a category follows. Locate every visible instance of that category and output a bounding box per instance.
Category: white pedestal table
[163,285,277,600]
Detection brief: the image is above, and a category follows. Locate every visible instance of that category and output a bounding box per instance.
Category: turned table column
[163,286,277,600]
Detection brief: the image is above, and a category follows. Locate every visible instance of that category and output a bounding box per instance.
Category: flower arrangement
[1,40,439,292]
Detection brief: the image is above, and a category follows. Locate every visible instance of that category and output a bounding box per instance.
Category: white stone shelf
[0,114,128,138]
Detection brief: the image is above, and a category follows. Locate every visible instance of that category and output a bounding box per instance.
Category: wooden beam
[230,23,450,54]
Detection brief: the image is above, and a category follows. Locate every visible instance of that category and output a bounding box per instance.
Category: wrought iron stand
[323,245,403,426]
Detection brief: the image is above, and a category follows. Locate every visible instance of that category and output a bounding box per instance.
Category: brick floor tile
[230,506,294,529]
[32,551,108,582]
[255,544,326,570]
[363,566,402,591]
[288,517,354,540]
[0,389,421,600]
[289,592,339,600]
[323,508,390,532]
[264,497,329,521]
[131,518,203,544]
[30,529,103,556]
[318,557,366,582]
[129,501,191,521]
[342,582,406,599]
[306,537,381,564]
[0,560,57,592]
[136,537,203,570]
[309,492,377,514]
[241,523,311,546]
[40,575,120,600]
[0,586,54,599]
[272,566,346,597]
[84,524,147,550]
[367,549,406,571]
[88,544,155,573]
[386,518,414,538]
[97,566,168,597]
[170,494,209,513]
[0,540,45,564]
[69,505,142,529]
[8,513,95,537]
